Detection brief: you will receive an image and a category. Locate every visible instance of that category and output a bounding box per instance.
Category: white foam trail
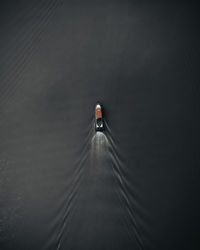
[91,132,109,155]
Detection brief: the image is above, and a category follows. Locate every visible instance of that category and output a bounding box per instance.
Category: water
[0,1,200,250]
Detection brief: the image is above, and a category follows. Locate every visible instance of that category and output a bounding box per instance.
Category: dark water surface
[0,1,200,249]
